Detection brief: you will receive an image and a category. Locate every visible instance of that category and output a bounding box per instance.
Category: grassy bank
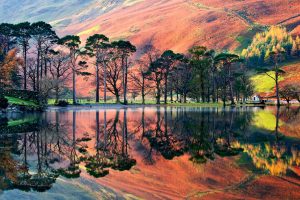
[5,96,42,110]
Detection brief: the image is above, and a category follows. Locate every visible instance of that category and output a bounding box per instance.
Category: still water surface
[1,106,300,199]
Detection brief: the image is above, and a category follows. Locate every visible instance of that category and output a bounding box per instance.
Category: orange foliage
[0,49,23,86]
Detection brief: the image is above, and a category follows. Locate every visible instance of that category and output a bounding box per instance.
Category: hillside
[0,0,299,53]
[63,0,300,53]
[0,1,141,30]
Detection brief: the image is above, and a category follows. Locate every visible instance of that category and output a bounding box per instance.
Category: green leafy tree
[86,34,110,103]
[159,50,183,104]
[215,53,242,105]
[111,40,136,105]
[189,46,211,103]
[260,50,286,106]
[14,22,32,90]
[31,22,58,91]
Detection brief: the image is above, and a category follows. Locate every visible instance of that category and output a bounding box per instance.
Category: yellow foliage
[241,26,296,65]
[240,142,300,176]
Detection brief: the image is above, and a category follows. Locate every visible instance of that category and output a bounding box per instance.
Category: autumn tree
[279,84,298,105]
[0,49,22,88]
[241,26,295,67]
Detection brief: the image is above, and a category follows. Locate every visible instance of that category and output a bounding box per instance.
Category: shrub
[56,100,69,107]
[0,96,9,109]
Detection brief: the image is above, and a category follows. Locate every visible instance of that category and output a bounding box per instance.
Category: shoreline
[46,103,300,111]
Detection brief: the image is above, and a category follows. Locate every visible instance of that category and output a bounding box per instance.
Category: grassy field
[250,71,284,93]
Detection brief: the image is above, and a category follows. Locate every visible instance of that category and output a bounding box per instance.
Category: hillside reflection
[1,106,300,192]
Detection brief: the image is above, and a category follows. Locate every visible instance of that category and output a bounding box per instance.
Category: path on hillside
[186,0,260,28]
[278,14,300,25]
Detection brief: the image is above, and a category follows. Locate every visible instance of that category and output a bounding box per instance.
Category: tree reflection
[1,106,300,192]
[143,107,184,160]
[57,111,81,178]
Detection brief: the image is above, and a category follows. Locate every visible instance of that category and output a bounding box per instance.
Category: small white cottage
[251,94,261,103]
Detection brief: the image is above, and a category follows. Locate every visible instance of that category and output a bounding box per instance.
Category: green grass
[7,117,37,127]
[250,72,284,93]
[48,99,118,105]
[5,96,38,107]
[168,102,223,107]
[48,98,225,107]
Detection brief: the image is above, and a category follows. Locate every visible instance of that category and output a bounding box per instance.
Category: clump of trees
[5,21,289,107]
[241,26,300,67]
[279,84,300,104]
[0,20,255,106]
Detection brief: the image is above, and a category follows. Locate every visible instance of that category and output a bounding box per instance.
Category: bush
[0,97,9,109]
[56,100,69,107]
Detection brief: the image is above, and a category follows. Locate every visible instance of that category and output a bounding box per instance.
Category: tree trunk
[207,85,210,103]
[229,82,235,105]
[40,54,43,79]
[156,82,161,105]
[201,81,205,103]
[73,69,77,105]
[142,77,145,105]
[23,45,27,90]
[212,64,216,103]
[96,62,100,103]
[116,93,120,103]
[170,83,173,103]
[55,86,59,104]
[122,57,128,105]
[164,73,168,104]
[228,66,235,105]
[44,55,47,78]
[36,46,40,91]
[275,71,280,107]
[104,62,107,103]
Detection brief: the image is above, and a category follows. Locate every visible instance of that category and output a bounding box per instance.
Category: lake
[1,106,300,199]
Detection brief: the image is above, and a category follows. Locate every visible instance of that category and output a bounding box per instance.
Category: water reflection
[0,106,300,194]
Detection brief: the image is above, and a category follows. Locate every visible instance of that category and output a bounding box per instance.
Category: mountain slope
[0,0,141,29]
[64,0,300,52]
[0,0,299,53]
